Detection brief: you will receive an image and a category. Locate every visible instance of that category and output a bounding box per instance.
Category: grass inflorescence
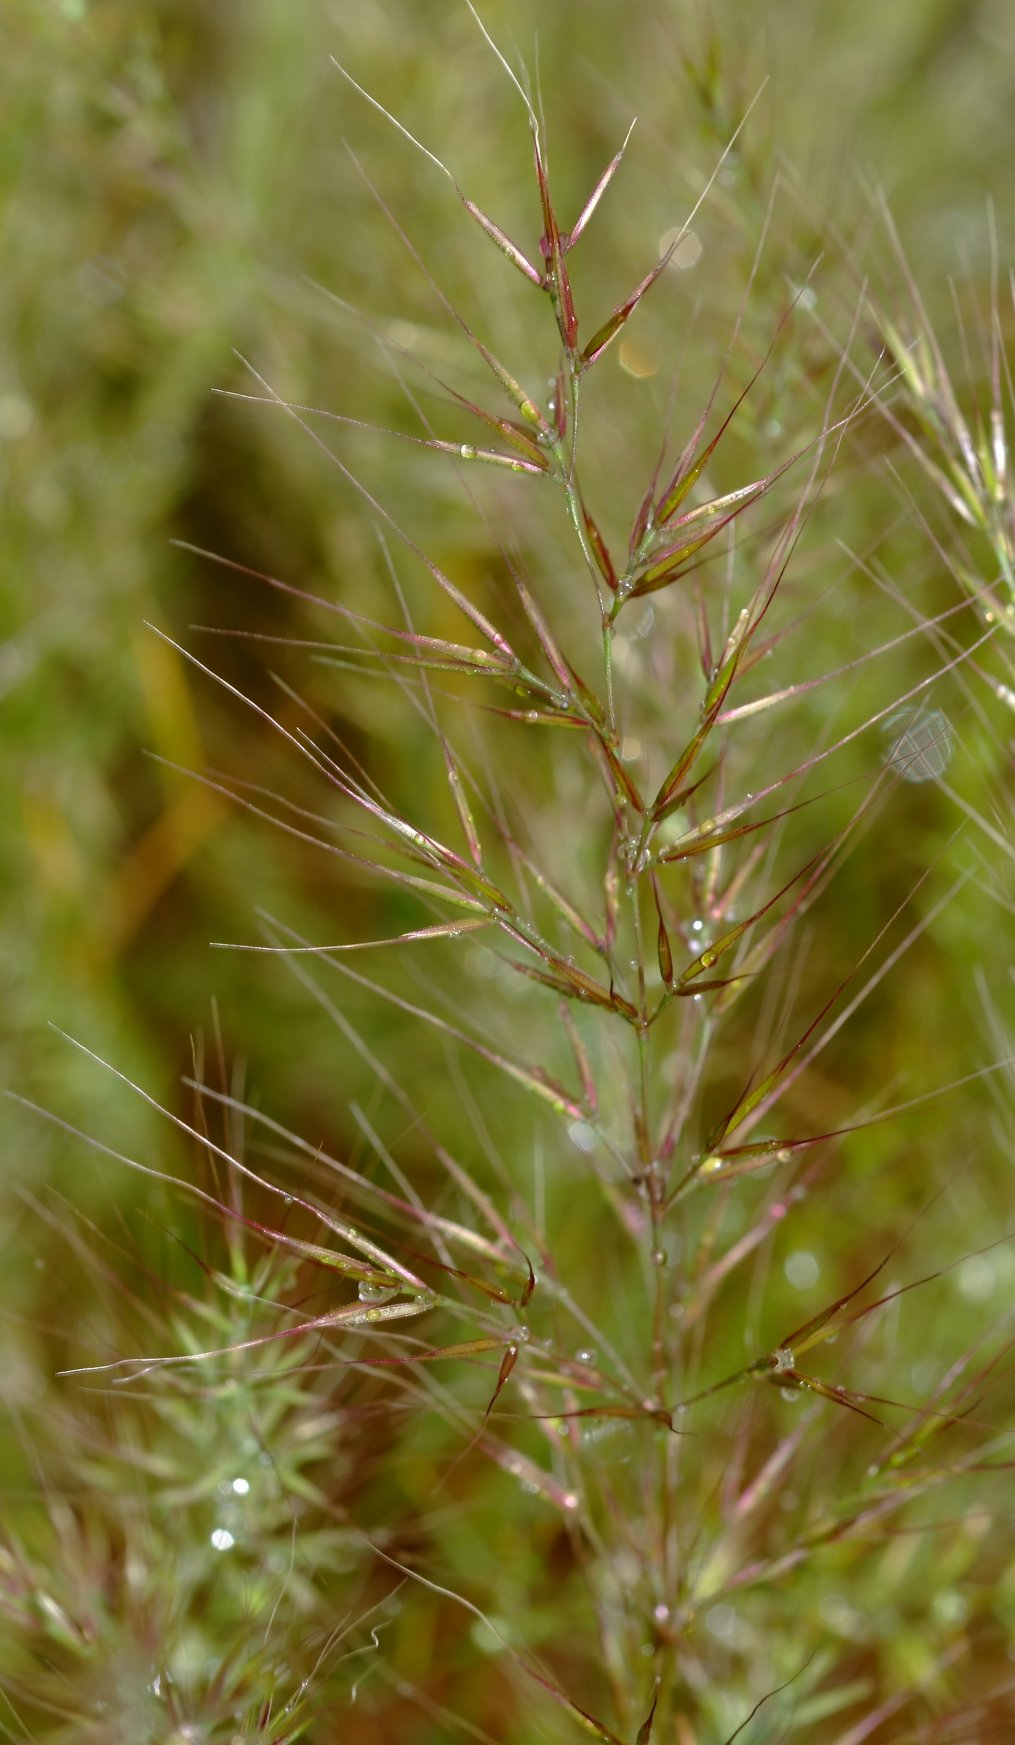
[6,8,1015,1743]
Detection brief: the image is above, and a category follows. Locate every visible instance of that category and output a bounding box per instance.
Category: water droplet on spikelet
[358,1279,399,1305]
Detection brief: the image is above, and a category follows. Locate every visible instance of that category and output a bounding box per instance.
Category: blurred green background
[3,0,1014,1738]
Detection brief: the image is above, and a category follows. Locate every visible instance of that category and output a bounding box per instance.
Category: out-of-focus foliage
[3,2,1014,1741]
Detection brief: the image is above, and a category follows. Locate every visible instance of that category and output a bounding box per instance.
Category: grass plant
[5,6,1015,1742]
[868,204,1015,714]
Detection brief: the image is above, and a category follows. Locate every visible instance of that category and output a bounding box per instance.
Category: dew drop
[575,1348,596,1365]
[706,1603,737,1641]
[651,1247,667,1267]
[783,1250,819,1290]
[934,1589,969,1625]
[358,1279,399,1305]
[881,706,953,783]
[580,1419,635,1463]
[957,1253,995,1301]
[700,950,717,968]
[460,443,476,460]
